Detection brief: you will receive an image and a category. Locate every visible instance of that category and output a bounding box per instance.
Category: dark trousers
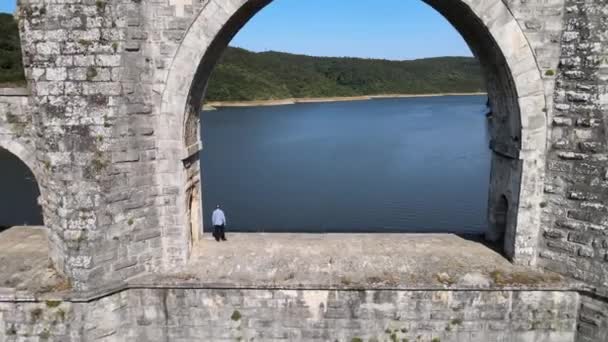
[213,225,226,241]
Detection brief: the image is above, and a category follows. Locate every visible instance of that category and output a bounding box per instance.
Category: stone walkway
[0,229,573,294]
[0,227,66,293]
[145,233,572,290]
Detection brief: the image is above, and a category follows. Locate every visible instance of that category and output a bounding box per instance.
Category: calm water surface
[201,95,490,234]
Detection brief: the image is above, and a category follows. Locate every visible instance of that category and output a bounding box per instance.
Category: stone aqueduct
[0,0,607,340]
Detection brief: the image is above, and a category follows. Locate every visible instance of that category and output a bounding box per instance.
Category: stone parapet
[0,287,582,342]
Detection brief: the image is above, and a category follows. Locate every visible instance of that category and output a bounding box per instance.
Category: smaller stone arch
[0,142,69,292]
[0,141,43,227]
[0,140,39,181]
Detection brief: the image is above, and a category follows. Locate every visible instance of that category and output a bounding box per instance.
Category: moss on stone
[86,66,98,81]
[30,307,43,321]
[39,328,50,340]
[5,111,26,136]
[340,276,352,286]
[6,324,16,335]
[78,39,92,47]
[91,157,107,173]
[5,111,19,123]
[95,0,106,13]
[231,310,241,321]
[45,300,62,308]
[351,338,363,342]
[489,270,561,286]
[545,69,555,76]
[450,318,463,325]
[56,308,66,321]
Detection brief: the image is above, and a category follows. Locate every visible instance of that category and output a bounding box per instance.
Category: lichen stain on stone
[431,291,451,304]
[300,290,327,321]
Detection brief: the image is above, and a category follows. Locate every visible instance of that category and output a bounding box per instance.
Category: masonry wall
[9,0,608,307]
[0,289,580,342]
[576,294,608,342]
[17,0,168,290]
[538,0,608,294]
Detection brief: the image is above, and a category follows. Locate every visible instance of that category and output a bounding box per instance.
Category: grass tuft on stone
[86,66,98,81]
[45,300,62,308]
[39,328,50,340]
[451,318,463,325]
[6,324,16,335]
[95,0,106,13]
[30,308,43,321]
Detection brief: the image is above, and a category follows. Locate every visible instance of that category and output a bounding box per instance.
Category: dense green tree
[206,47,484,102]
[0,14,25,86]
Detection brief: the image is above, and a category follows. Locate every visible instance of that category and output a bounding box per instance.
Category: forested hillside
[0,14,25,86]
[206,47,484,101]
[0,14,483,98]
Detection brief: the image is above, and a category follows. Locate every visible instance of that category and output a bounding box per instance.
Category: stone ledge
[0,88,29,97]
[0,280,589,304]
[0,229,590,304]
[179,233,578,290]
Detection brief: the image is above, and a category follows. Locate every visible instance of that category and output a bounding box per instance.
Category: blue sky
[231,0,471,60]
[0,1,15,14]
[1,0,472,60]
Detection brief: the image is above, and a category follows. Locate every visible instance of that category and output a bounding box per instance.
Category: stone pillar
[538,0,608,291]
[18,0,165,290]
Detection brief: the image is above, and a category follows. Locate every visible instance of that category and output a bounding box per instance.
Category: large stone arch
[159,0,547,266]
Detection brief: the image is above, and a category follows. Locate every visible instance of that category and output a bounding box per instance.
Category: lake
[0,95,490,234]
[200,95,491,234]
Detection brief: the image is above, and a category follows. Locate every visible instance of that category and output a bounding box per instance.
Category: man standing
[212,205,227,242]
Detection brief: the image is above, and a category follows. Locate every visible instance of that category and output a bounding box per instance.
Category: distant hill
[206,47,484,102]
[0,14,25,86]
[0,14,483,98]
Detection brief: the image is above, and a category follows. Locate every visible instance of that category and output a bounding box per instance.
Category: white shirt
[212,208,226,226]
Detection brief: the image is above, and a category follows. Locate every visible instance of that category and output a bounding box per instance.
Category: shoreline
[204,92,487,110]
